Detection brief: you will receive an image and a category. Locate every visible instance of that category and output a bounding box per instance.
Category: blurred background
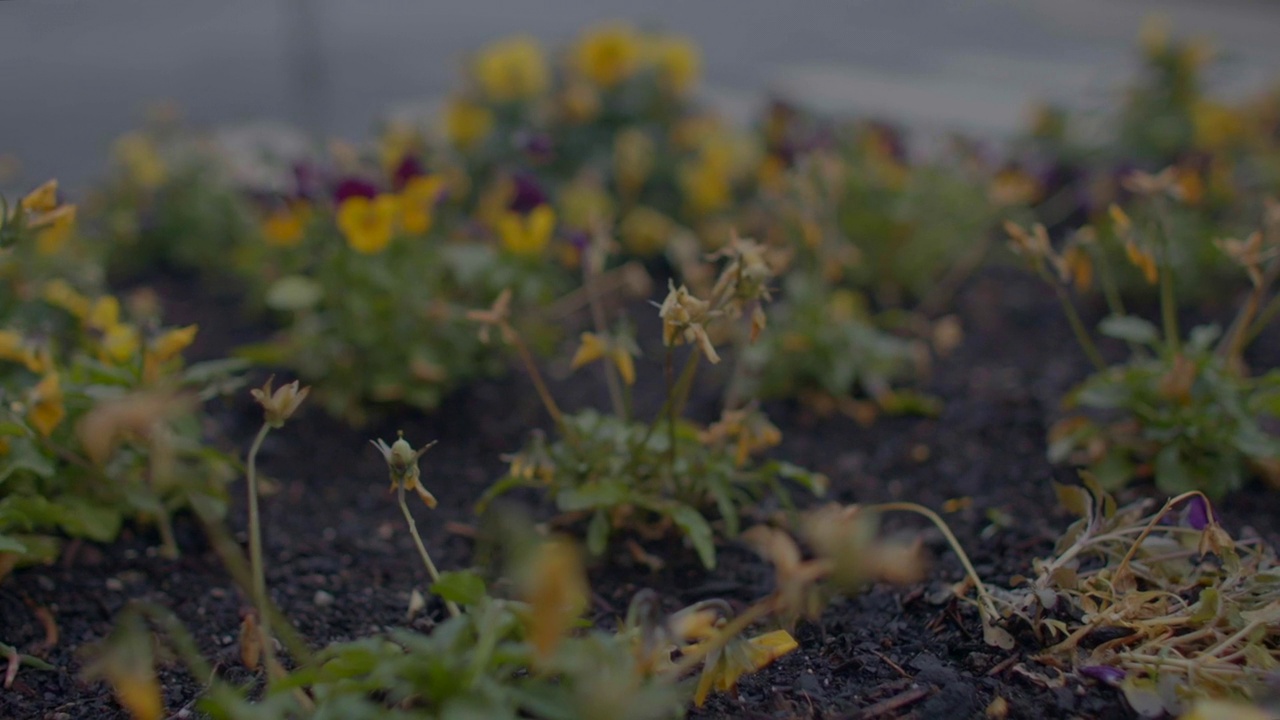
[4,0,1280,190]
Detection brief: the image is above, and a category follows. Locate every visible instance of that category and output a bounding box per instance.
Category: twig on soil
[853,685,933,719]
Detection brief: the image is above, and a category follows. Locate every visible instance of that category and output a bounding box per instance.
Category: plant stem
[584,252,626,421]
[1152,207,1180,355]
[866,502,1000,621]
[398,482,460,618]
[244,423,276,682]
[505,324,573,442]
[1051,283,1106,371]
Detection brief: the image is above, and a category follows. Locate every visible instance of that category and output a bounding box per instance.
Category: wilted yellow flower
[261,202,310,248]
[398,175,443,235]
[1126,241,1159,285]
[29,372,66,437]
[466,288,513,344]
[372,432,438,507]
[76,391,185,465]
[250,376,310,429]
[113,132,167,189]
[693,630,799,707]
[1057,244,1094,292]
[443,96,494,149]
[497,205,556,256]
[474,35,550,102]
[574,23,641,88]
[20,179,59,214]
[700,407,782,467]
[570,332,636,385]
[657,281,719,363]
[521,536,588,662]
[1216,231,1266,287]
[337,194,399,254]
[1108,203,1132,235]
[647,35,700,96]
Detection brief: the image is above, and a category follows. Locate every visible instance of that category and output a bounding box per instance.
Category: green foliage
[1012,188,1280,498]
[1050,323,1280,497]
[479,408,825,568]
[0,190,241,575]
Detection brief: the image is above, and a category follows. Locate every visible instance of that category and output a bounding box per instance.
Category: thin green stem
[398,482,460,618]
[866,502,999,620]
[1051,283,1106,371]
[245,423,276,683]
[584,256,626,421]
[1151,207,1180,355]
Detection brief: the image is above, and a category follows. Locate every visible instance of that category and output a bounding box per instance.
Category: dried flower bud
[250,376,310,428]
[372,431,438,507]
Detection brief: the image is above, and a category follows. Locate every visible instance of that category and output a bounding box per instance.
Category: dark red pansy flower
[509,171,548,213]
[333,177,379,204]
[392,155,426,191]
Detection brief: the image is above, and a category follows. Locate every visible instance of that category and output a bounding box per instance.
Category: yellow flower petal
[20,179,59,213]
[101,324,141,364]
[42,280,91,319]
[475,36,550,102]
[150,325,198,363]
[338,195,398,254]
[612,348,636,386]
[29,373,66,437]
[88,296,122,332]
[570,332,608,370]
[574,23,641,88]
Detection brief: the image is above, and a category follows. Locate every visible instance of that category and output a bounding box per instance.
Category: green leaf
[431,571,487,606]
[266,275,323,311]
[1154,445,1195,495]
[0,439,56,485]
[1187,324,1222,352]
[668,504,716,569]
[1098,314,1159,345]
[586,510,609,557]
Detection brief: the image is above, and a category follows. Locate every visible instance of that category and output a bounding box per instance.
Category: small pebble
[105,578,124,592]
[314,590,335,607]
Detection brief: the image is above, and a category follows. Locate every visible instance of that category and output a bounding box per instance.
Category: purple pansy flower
[392,155,426,191]
[508,171,548,214]
[333,177,379,204]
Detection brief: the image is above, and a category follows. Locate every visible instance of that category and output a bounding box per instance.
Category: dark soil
[2,266,1278,720]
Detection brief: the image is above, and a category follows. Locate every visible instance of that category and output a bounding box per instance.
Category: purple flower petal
[392,156,425,191]
[1080,665,1125,685]
[1185,495,1210,531]
[292,161,325,201]
[333,177,379,204]
[508,171,548,214]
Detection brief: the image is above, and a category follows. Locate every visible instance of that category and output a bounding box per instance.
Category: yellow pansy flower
[443,97,494,149]
[647,35,701,96]
[614,128,655,200]
[619,206,674,257]
[29,373,66,437]
[497,205,556,256]
[101,323,142,364]
[262,202,310,248]
[573,23,641,88]
[0,330,43,372]
[399,175,444,235]
[570,332,636,385]
[679,158,732,215]
[474,35,550,102]
[337,194,399,255]
[87,296,123,332]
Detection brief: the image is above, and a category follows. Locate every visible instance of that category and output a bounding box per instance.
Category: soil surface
[2,265,1278,720]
